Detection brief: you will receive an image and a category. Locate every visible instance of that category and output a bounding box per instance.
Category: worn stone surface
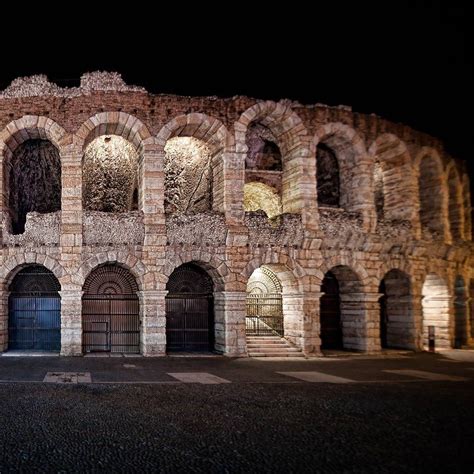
[0,72,472,357]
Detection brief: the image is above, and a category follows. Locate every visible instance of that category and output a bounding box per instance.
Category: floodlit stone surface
[0,72,472,357]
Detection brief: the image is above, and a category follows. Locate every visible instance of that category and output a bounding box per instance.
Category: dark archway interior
[317,143,340,207]
[245,123,282,171]
[320,271,342,349]
[8,139,61,234]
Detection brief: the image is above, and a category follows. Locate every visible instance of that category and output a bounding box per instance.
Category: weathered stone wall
[0,72,472,357]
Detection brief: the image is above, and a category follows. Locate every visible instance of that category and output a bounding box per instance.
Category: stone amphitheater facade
[0,71,472,357]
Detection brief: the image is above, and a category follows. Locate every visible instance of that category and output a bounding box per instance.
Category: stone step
[246,342,289,346]
[248,352,305,358]
[247,347,302,353]
[246,338,283,342]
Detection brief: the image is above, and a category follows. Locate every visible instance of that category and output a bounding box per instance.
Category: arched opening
[370,135,414,222]
[166,263,214,352]
[378,270,414,349]
[317,143,340,207]
[320,266,364,351]
[422,274,451,349]
[245,123,283,219]
[418,154,444,236]
[8,265,61,351]
[454,276,469,348]
[320,271,342,349]
[82,264,140,353]
[5,139,61,235]
[83,135,139,213]
[164,137,213,215]
[246,266,283,336]
[447,166,462,240]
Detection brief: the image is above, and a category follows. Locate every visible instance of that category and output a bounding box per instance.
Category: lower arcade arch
[246,266,284,336]
[319,266,364,351]
[422,274,451,349]
[8,265,61,351]
[82,264,140,354]
[165,263,215,352]
[378,270,414,349]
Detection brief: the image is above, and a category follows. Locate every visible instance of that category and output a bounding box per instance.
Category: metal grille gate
[166,295,213,351]
[246,293,284,336]
[166,264,214,352]
[82,296,139,353]
[82,265,140,354]
[320,271,343,349]
[8,266,61,351]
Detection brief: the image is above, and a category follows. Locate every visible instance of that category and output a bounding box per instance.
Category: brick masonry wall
[0,72,472,356]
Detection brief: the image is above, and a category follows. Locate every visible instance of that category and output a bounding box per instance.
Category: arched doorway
[82,264,140,353]
[246,266,283,336]
[379,270,413,349]
[8,265,61,351]
[320,271,343,349]
[320,266,364,351]
[166,264,214,352]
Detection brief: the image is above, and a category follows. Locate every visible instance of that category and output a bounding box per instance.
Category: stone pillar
[60,144,82,249]
[214,291,247,357]
[340,292,381,352]
[302,291,323,356]
[0,288,9,352]
[59,290,83,356]
[411,285,424,351]
[138,290,167,356]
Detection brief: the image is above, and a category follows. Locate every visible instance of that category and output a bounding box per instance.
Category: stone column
[0,288,9,352]
[138,290,167,356]
[59,290,83,356]
[214,291,247,357]
[340,292,381,352]
[302,291,323,356]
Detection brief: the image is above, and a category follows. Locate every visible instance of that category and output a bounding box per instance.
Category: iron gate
[246,293,283,336]
[82,296,140,353]
[9,295,61,351]
[166,295,213,351]
[166,263,214,352]
[82,265,140,354]
[8,266,61,351]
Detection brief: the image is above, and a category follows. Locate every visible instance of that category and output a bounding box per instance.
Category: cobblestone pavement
[0,352,473,472]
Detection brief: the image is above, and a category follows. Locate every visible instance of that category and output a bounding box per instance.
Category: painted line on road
[167,372,231,384]
[383,370,469,381]
[278,371,354,383]
[43,372,92,384]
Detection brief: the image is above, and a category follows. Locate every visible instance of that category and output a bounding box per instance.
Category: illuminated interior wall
[164,137,212,215]
[379,270,414,349]
[7,139,61,234]
[243,182,282,219]
[422,274,451,349]
[247,266,283,318]
[83,135,138,212]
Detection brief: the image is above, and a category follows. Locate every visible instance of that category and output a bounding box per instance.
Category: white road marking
[167,372,231,384]
[43,372,92,384]
[383,370,469,381]
[278,371,354,383]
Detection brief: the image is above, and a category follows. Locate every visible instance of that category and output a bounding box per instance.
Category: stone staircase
[246,336,305,358]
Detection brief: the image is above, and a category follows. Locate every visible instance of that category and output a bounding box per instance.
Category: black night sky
[0,2,471,174]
